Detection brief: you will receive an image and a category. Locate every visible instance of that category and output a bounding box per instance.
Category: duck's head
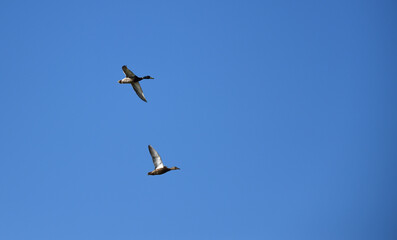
[147,171,154,175]
[170,166,180,170]
[118,80,122,84]
[142,76,154,79]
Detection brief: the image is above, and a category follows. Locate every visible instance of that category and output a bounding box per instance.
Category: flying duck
[118,65,154,102]
[147,145,180,175]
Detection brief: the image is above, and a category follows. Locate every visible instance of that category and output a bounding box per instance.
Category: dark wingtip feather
[148,145,155,155]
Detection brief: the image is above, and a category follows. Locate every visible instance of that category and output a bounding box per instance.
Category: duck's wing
[148,145,164,169]
[131,82,147,102]
[122,65,136,78]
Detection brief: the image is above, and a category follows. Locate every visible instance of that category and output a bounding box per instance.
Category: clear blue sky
[0,0,396,239]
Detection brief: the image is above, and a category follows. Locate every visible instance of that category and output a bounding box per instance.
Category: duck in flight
[147,145,180,175]
[118,65,154,102]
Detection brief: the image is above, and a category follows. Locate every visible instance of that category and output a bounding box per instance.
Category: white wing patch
[148,145,164,169]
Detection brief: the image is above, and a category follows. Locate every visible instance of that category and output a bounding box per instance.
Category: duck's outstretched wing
[148,145,164,169]
[122,65,136,78]
[131,82,147,102]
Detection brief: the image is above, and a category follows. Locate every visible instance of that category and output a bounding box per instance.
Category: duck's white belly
[120,77,133,83]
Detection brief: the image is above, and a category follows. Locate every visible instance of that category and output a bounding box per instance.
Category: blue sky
[0,0,396,239]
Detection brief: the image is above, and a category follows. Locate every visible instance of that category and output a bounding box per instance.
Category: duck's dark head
[142,76,154,79]
[147,171,154,175]
[170,166,180,170]
[118,80,122,84]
